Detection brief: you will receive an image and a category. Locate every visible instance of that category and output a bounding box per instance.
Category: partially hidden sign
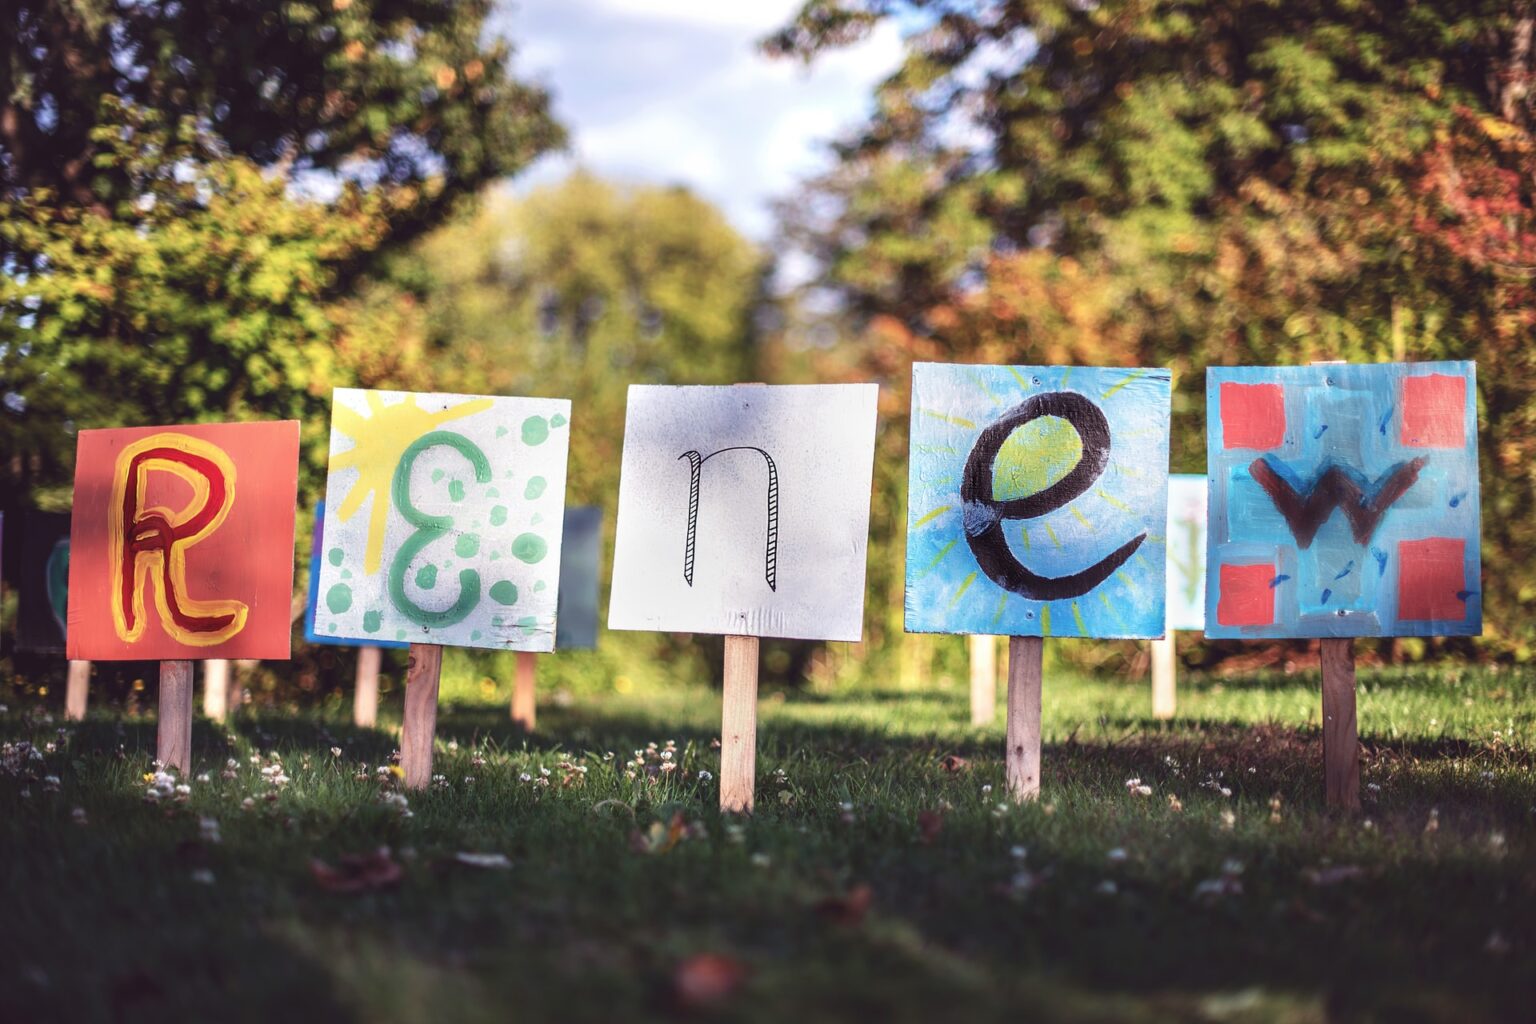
[608,384,879,641]
[16,508,71,654]
[904,363,1171,639]
[556,506,602,650]
[304,501,406,649]
[315,389,571,651]
[1165,474,1208,632]
[1205,362,1481,639]
[67,421,301,660]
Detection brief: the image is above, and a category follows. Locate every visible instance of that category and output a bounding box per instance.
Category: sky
[491,1,909,241]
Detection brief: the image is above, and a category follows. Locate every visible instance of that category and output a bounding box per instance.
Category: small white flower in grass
[981,784,993,795]
[71,807,88,825]
[699,770,713,781]
[447,740,458,752]
[1488,831,1507,855]
[603,752,615,762]
[175,784,191,796]
[1362,819,1376,831]
[199,817,221,843]
[241,797,255,811]
[42,775,61,793]
[750,852,771,868]
[1095,880,1118,895]
[1106,847,1128,863]
[1010,845,1027,860]
[519,773,532,783]
[539,767,551,777]
[248,754,260,765]
[1366,782,1382,793]
[1424,808,1440,834]
[195,773,210,784]
[660,750,673,761]
[1219,809,1236,831]
[1124,778,1152,797]
[330,747,342,758]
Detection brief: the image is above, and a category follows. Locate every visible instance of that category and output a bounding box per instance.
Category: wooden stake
[400,643,443,790]
[1151,632,1177,720]
[1320,637,1361,811]
[1005,636,1043,802]
[720,634,759,813]
[512,650,537,731]
[968,633,996,726]
[158,660,194,775]
[203,659,230,722]
[64,660,90,721]
[354,645,381,728]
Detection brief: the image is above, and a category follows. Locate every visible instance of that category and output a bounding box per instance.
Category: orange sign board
[66,421,301,660]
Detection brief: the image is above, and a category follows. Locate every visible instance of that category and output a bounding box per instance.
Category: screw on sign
[66,422,301,772]
[904,363,1173,802]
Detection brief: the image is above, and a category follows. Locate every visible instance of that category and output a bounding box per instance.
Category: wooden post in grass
[968,634,996,726]
[1151,632,1177,720]
[512,650,537,731]
[720,635,760,813]
[1005,636,1043,801]
[400,643,443,790]
[64,661,90,721]
[1320,637,1360,811]
[203,659,230,722]
[158,660,194,774]
[354,645,381,728]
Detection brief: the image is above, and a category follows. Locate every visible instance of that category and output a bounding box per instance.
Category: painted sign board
[608,384,879,642]
[66,421,301,660]
[315,389,571,652]
[905,363,1171,639]
[1205,362,1480,638]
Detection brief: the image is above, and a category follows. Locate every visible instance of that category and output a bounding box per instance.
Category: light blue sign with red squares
[1205,362,1480,639]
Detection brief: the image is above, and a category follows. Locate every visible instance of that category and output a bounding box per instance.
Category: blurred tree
[768,0,1536,659]
[0,0,562,499]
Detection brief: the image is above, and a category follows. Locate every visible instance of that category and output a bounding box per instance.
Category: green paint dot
[531,513,544,526]
[489,580,518,605]
[517,615,538,632]
[449,479,465,502]
[489,551,501,561]
[993,415,1083,502]
[340,569,352,580]
[524,476,547,500]
[521,416,549,446]
[363,610,382,633]
[395,629,407,641]
[471,630,482,641]
[325,583,352,614]
[455,534,480,558]
[512,533,548,564]
[327,547,344,567]
[432,469,444,483]
[495,426,508,437]
[490,505,508,526]
[416,563,438,590]
[533,580,547,592]
[492,616,504,626]
[550,413,567,428]
[485,487,500,498]
[328,623,338,633]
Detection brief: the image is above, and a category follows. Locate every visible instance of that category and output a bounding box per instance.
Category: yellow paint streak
[913,505,952,528]
[1045,522,1062,549]
[1096,489,1133,512]
[1116,570,1137,593]
[332,393,494,574]
[1071,601,1088,636]
[915,540,957,579]
[1072,507,1094,530]
[920,408,977,429]
[992,593,1008,626]
[949,571,978,609]
[1041,604,1052,637]
[1102,368,1146,399]
[1008,366,1032,391]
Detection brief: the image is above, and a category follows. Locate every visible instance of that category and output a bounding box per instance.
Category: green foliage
[0,0,562,500]
[3,666,1534,1021]
[769,0,1536,659]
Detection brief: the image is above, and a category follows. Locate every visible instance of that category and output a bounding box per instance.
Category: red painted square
[1220,382,1286,450]
[1398,538,1467,621]
[1400,373,1466,448]
[1217,562,1277,626]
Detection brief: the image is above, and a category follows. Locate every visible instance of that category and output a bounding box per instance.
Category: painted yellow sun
[330,392,493,574]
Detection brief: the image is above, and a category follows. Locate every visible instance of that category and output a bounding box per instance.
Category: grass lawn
[2,664,1533,1023]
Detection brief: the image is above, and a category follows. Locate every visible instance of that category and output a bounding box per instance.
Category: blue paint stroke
[1269,574,1291,588]
[1314,423,1329,439]
[1321,588,1333,604]
[1371,547,1388,575]
[1449,491,1467,508]
[1378,404,1393,436]
[1333,560,1354,581]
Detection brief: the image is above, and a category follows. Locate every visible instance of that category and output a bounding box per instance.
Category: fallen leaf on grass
[1303,865,1364,886]
[309,847,404,893]
[630,811,697,855]
[939,755,970,774]
[814,884,873,927]
[673,952,748,1008]
[917,808,946,844]
[452,852,512,870]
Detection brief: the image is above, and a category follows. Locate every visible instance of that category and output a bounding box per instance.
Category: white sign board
[316,388,571,651]
[608,384,879,641]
